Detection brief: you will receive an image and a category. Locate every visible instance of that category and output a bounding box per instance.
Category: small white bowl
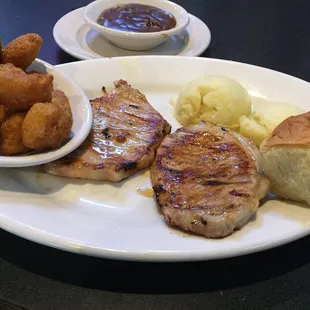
[83,0,190,51]
[0,59,92,168]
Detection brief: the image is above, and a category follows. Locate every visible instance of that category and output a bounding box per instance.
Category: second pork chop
[44,80,171,182]
[150,123,269,238]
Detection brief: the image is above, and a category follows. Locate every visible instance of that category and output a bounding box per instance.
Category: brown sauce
[97,3,177,33]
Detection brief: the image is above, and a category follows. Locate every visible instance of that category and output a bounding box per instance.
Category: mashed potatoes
[239,97,304,146]
[175,75,251,129]
[174,75,304,147]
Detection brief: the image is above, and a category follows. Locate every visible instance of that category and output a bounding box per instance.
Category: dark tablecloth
[1,0,310,309]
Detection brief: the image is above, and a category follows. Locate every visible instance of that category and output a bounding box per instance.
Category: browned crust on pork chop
[44,80,171,181]
[150,123,269,238]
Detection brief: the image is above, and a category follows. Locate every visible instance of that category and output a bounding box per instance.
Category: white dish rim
[1,55,309,262]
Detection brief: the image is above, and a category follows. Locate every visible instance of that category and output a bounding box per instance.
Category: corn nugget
[0,112,30,155]
[0,63,53,112]
[22,93,72,151]
[3,33,43,69]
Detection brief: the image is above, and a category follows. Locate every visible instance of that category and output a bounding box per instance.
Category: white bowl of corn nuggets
[0,33,92,167]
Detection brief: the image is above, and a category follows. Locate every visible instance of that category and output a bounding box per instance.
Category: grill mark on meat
[102,128,112,139]
[201,217,207,225]
[95,163,105,170]
[92,108,162,145]
[205,181,223,186]
[153,184,165,194]
[115,133,128,142]
[123,110,161,127]
[44,80,171,181]
[229,190,250,197]
[150,123,269,238]
[116,160,137,172]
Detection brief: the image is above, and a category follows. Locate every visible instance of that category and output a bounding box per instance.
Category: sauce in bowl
[97,3,177,33]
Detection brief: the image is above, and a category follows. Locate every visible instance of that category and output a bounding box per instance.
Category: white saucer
[53,7,211,60]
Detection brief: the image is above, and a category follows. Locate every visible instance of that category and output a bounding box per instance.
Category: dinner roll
[259,112,310,205]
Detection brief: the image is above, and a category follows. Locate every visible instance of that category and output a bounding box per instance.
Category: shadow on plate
[56,49,79,64]
[84,28,189,57]
[1,227,310,295]
[0,164,150,196]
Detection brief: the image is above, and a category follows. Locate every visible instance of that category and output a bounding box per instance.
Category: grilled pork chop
[44,80,171,181]
[150,123,269,238]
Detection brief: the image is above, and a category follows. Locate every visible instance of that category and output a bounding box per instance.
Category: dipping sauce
[97,3,177,33]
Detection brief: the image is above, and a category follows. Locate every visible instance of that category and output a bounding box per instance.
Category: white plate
[53,7,211,60]
[0,59,92,168]
[1,56,310,262]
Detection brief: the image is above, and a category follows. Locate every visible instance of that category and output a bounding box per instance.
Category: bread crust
[262,112,310,148]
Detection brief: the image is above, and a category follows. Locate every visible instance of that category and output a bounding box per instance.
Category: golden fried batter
[0,112,30,155]
[22,91,73,151]
[0,105,6,125]
[3,33,43,69]
[0,63,53,113]
[51,90,71,115]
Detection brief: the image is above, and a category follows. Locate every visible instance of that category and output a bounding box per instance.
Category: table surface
[1,0,310,309]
